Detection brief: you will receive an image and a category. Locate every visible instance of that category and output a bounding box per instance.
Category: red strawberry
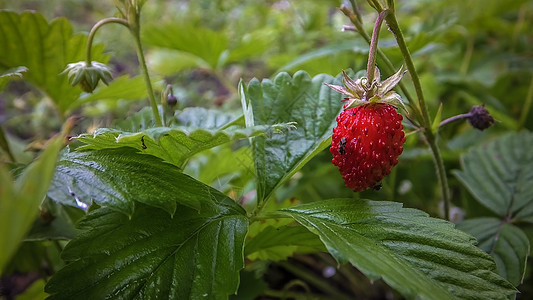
[326,68,407,191]
[330,103,405,192]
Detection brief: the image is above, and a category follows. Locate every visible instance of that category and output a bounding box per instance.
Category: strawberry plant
[1,0,532,299]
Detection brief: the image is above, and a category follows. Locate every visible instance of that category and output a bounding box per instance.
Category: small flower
[325,67,407,111]
[63,61,113,93]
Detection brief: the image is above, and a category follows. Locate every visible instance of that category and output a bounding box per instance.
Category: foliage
[0,132,66,273]
[0,0,532,299]
[454,132,533,286]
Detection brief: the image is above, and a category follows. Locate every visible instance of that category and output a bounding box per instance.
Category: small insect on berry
[141,136,147,149]
[338,137,347,155]
[372,183,383,191]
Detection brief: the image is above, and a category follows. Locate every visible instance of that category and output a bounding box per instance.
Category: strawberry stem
[366,10,389,85]
[131,21,163,127]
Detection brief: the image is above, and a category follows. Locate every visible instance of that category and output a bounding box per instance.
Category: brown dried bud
[468,105,495,130]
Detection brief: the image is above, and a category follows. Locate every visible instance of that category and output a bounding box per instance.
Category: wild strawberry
[326,67,407,192]
[330,103,405,191]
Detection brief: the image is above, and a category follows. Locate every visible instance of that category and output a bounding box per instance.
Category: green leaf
[453,132,533,222]
[0,11,108,115]
[0,133,65,273]
[432,102,444,133]
[0,66,27,91]
[457,218,530,286]
[68,75,150,110]
[278,199,516,300]
[142,23,228,69]
[47,147,210,216]
[240,71,344,202]
[45,198,248,299]
[245,225,325,261]
[76,113,284,168]
[146,49,209,75]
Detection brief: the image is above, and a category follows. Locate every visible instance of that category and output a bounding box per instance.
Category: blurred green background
[0,0,532,298]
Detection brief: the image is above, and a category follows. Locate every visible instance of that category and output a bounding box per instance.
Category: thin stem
[85,17,129,65]
[366,10,389,84]
[277,261,353,300]
[439,113,471,128]
[129,14,163,127]
[384,13,430,129]
[367,0,385,11]
[427,138,451,220]
[348,0,363,25]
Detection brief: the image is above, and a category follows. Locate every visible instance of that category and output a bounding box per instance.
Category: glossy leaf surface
[240,71,344,202]
[46,198,247,299]
[75,124,273,168]
[48,148,213,215]
[279,199,516,300]
[457,217,530,286]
